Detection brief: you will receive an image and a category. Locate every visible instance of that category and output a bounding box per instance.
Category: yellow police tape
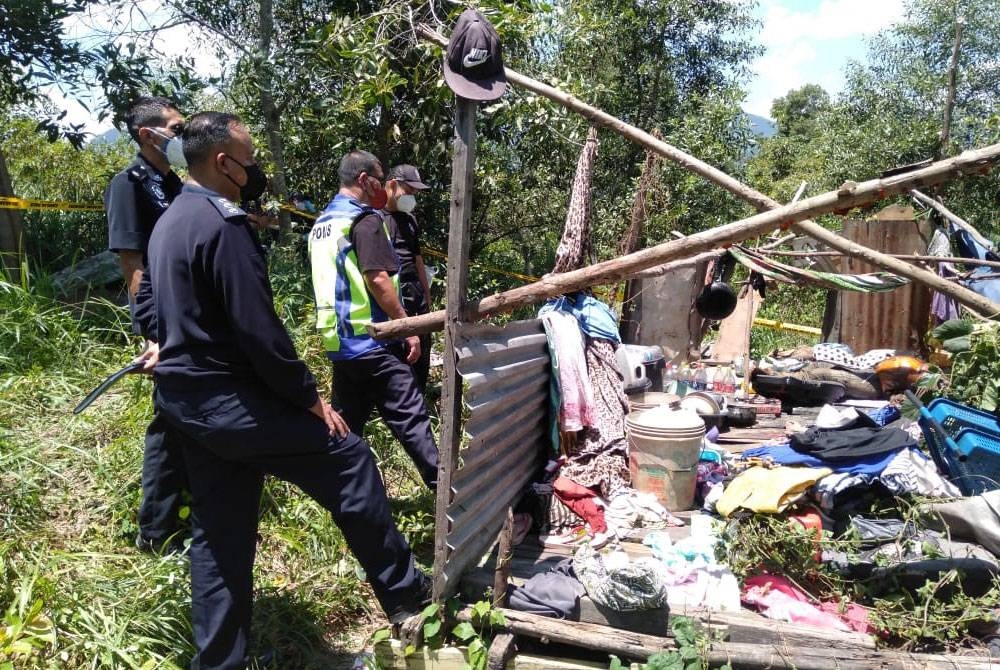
[0,196,104,212]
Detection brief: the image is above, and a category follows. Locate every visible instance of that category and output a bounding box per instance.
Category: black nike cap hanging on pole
[442,8,507,101]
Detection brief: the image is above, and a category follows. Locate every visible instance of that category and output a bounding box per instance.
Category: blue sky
[744,0,906,119]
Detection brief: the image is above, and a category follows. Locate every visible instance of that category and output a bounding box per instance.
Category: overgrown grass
[0,253,435,668]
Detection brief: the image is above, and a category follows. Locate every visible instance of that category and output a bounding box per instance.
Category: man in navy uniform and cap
[104,96,188,554]
[383,164,433,391]
[135,112,429,669]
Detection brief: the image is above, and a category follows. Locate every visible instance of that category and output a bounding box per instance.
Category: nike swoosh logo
[462,48,490,68]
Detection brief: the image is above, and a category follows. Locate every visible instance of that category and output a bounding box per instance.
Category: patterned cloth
[813,342,896,372]
[560,337,631,499]
[572,544,668,611]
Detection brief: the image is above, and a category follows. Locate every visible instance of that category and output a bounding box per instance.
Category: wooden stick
[370,143,1000,340]
[757,249,1000,270]
[911,188,994,251]
[459,607,992,670]
[415,24,1000,320]
[433,97,477,602]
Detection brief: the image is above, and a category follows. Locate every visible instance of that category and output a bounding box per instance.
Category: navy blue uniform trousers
[155,382,424,670]
[331,346,439,488]
[138,406,187,547]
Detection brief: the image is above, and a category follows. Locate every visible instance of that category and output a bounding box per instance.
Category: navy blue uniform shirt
[105,153,183,264]
[135,184,320,410]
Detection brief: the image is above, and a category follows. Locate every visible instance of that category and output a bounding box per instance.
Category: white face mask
[151,129,187,169]
[395,194,417,213]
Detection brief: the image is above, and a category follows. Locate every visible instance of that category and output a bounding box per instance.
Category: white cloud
[745,0,905,118]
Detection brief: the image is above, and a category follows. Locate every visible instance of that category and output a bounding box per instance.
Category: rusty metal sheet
[838,215,931,354]
[439,319,550,591]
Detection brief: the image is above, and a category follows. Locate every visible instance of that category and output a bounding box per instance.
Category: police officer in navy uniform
[104,96,187,554]
[383,164,433,392]
[134,112,429,669]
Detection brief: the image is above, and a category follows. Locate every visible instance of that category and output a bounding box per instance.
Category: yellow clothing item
[716,466,832,518]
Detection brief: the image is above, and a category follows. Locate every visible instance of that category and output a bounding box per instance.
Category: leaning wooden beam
[370,143,1000,340]
[911,188,995,251]
[415,24,1000,320]
[461,607,992,670]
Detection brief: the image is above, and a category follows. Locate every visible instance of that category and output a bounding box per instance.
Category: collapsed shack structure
[376,24,1000,670]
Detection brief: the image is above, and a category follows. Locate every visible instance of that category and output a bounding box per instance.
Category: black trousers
[331,347,439,488]
[138,405,187,546]
[155,382,425,670]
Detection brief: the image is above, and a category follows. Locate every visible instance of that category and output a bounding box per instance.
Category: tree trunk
[0,147,23,283]
[257,0,290,232]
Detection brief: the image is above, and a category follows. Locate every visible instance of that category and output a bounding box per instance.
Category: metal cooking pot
[695,255,737,320]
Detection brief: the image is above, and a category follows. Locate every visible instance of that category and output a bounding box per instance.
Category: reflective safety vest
[308,194,399,359]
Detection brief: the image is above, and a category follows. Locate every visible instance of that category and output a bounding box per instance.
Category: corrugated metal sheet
[838,213,931,354]
[438,319,550,593]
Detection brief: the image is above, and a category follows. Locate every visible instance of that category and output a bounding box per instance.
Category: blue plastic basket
[908,392,1000,496]
[928,398,1000,446]
[950,427,1000,495]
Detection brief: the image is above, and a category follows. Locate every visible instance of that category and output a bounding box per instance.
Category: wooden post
[433,97,477,602]
[492,506,514,607]
[369,143,1000,341]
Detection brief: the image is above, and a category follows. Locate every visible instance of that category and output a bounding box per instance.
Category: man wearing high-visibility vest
[308,150,438,490]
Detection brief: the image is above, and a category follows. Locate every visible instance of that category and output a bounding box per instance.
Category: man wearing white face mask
[384,164,433,391]
[104,96,188,555]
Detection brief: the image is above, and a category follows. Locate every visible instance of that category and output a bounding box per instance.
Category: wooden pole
[458,607,992,670]
[432,97,477,602]
[370,143,1000,340]
[415,24,1000,321]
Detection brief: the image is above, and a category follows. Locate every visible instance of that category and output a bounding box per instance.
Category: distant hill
[747,113,776,138]
[90,128,122,145]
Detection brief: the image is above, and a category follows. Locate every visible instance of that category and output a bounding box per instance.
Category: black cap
[387,164,429,190]
[442,9,507,101]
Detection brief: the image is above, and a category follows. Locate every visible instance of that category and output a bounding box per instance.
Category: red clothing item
[553,476,607,533]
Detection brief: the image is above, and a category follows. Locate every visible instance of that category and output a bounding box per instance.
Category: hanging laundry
[716,466,832,518]
[541,310,596,432]
[540,293,621,343]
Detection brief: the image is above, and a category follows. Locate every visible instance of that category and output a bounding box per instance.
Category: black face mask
[223,155,268,203]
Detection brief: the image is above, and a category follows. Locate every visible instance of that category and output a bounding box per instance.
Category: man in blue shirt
[135,112,428,669]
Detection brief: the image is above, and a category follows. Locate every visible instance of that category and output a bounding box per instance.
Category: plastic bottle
[694,365,707,391]
[662,364,676,394]
[677,365,690,396]
[724,367,737,394]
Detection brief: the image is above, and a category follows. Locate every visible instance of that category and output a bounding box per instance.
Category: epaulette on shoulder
[207,196,247,220]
